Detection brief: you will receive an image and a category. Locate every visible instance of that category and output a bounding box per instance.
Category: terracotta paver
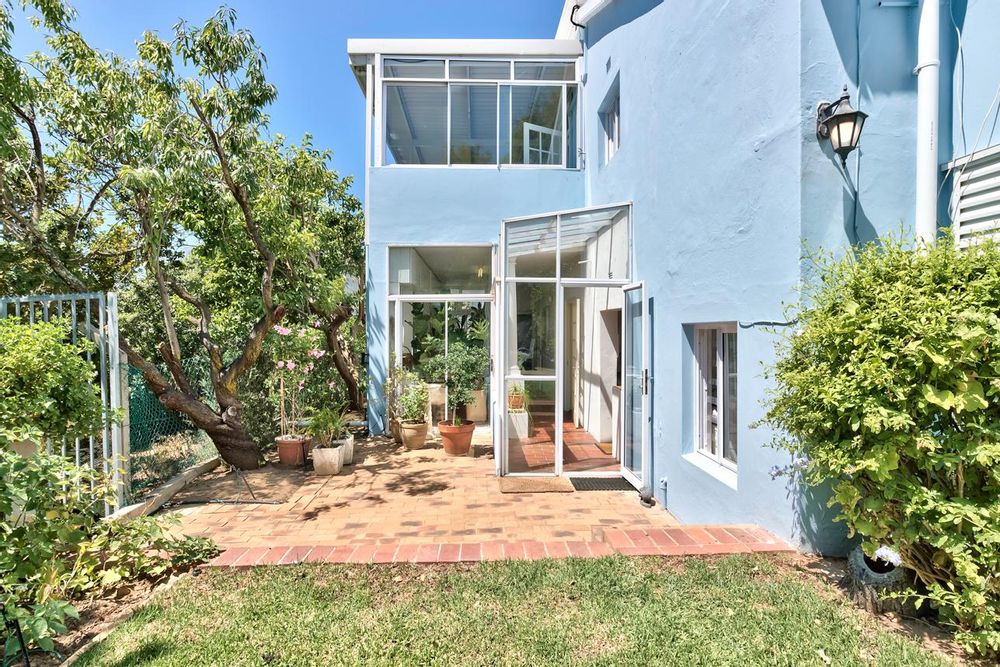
[172,436,793,567]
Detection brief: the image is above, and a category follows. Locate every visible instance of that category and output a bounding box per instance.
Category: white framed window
[695,324,737,468]
[379,56,578,168]
[604,94,620,164]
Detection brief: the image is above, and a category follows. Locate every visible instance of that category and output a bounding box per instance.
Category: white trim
[571,0,616,25]
[374,54,384,167]
[348,39,582,59]
[693,324,738,472]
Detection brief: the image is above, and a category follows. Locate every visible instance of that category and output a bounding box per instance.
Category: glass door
[621,282,648,490]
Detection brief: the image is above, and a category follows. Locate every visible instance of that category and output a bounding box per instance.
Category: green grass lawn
[78,555,950,666]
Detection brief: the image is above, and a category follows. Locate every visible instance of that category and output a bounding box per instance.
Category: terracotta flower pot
[313,445,343,475]
[438,420,475,456]
[275,435,310,466]
[389,417,403,443]
[400,421,428,450]
[508,394,525,410]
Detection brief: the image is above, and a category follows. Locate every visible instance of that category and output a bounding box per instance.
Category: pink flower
[272,325,291,336]
[313,320,322,327]
[307,349,325,359]
[297,328,307,338]
[276,360,285,369]
[298,380,305,389]
[286,360,296,370]
[328,381,335,390]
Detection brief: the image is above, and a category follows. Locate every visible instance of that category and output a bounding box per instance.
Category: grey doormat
[571,477,634,491]
[498,476,575,493]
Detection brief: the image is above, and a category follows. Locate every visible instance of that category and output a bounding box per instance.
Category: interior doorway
[499,203,644,483]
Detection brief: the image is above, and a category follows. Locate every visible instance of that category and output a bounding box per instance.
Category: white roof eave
[346,38,583,95]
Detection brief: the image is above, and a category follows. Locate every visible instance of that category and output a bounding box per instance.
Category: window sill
[682,452,738,491]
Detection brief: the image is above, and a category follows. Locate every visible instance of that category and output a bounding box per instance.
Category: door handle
[642,369,649,395]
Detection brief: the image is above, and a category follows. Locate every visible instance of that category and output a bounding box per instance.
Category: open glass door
[621,282,648,490]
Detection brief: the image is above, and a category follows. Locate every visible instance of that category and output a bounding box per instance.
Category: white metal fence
[0,291,129,512]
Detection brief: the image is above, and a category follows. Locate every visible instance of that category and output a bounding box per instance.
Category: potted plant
[307,406,348,475]
[270,324,324,466]
[507,384,526,410]
[384,359,405,443]
[423,342,490,456]
[398,381,429,450]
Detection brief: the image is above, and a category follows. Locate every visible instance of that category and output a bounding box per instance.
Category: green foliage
[761,236,1000,656]
[0,318,105,445]
[384,361,420,424]
[399,382,428,423]
[306,405,348,446]
[421,342,489,425]
[0,450,217,657]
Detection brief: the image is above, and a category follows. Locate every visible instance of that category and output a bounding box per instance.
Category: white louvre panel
[949,143,1000,248]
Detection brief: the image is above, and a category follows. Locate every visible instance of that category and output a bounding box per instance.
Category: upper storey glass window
[382,57,578,168]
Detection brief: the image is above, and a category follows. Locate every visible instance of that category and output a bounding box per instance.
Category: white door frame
[620,281,649,490]
[497,202,634,478]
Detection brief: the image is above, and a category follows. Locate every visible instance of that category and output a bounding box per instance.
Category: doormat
[571,477,634,492]
[498,476,575,493]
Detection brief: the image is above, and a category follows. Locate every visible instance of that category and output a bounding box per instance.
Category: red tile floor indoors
[507,418,619,474]
[167,436,793,568]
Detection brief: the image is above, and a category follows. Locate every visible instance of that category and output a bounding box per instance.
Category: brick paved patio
[167,436,793,567]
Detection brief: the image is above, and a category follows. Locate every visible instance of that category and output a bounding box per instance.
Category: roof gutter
[914,0,940,245]
[573,0,615,26]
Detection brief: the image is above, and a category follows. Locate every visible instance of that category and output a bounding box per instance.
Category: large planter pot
[466,389,487,423]
[313,445,343,475]
[389,417,402,444]
[438,420,475,456]
[846,545,917,615]
[333,433,355,465]
[275,435,310,466]
[400,421,429,450]
[508,393,525,410]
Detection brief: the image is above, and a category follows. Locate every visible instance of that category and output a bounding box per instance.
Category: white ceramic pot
[313,445,343,475]
[333,434,355,465]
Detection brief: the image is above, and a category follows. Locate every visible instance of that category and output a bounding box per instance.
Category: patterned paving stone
[174,437,792,568]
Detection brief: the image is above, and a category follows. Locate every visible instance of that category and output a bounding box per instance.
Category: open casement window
[604,95,620,164]
[523,122,561,165]
[695,325,737,468]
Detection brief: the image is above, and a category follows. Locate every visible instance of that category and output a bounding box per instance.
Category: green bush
[399,381,428,422]
[762,237,1000,656]
[0,451,218,658]
[0,318,106,445]
[421,342,489,425]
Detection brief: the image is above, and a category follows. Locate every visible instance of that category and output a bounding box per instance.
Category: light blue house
[348,0,1000,553]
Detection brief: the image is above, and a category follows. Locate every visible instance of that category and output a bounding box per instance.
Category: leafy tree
[0,2,365,468]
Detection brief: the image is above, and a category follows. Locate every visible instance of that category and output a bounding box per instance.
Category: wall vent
[947,143,1000,248]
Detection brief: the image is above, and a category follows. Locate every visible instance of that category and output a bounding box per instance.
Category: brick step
[206,525,793,568]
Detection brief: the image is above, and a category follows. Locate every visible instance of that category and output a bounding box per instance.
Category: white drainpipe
[915,0,940,245]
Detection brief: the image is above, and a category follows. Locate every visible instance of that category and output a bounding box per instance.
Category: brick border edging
[206,525,794,567]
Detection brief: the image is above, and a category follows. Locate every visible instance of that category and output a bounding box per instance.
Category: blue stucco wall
[578,0,995,553]
[581,0,818,550]
[365,167,584,431]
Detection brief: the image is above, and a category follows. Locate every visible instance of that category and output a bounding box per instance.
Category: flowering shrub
[269,324,331,436]
[762,237,1000,656]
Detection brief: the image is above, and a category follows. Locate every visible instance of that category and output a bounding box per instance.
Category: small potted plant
[507,384,526,410]
[399,381,429,450]
[384,360,405,443]
[306,406,348,475]
[270,324,323,465]
[423,342,489,456]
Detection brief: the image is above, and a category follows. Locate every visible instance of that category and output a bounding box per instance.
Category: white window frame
[377,55,579,169]
[694,324,737,470]
[604,95,620,164]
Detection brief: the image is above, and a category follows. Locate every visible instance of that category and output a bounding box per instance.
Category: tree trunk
[320,306,362,412]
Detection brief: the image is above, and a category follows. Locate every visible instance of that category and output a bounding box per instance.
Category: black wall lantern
[816,85,867,166]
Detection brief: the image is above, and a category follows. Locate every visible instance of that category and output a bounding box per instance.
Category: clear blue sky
[11,0,565,200]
